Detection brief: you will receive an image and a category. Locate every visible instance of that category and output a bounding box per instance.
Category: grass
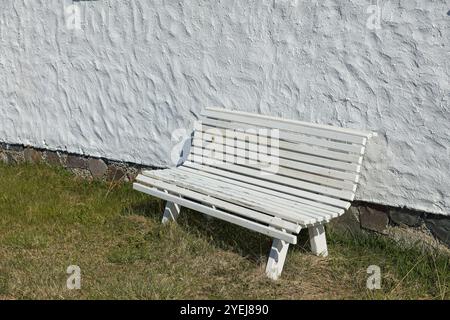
[0,162,448,300]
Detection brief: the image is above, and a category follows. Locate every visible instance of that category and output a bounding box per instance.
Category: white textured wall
[0,0,449,215]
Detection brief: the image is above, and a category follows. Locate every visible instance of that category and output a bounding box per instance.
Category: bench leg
[161,201,181,224]
[308,224,328,257]
[265,238,290,280]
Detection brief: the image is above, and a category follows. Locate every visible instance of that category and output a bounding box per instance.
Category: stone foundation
[1,142,449,249]
[332,202,450,251]
[0,142,153,183]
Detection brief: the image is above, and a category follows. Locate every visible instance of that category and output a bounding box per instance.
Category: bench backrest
[188,107,376,208]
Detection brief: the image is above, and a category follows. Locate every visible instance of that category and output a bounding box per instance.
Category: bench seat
[136,163,347,232]
[133,107,376,280]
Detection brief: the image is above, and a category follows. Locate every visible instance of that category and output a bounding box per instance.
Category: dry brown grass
[0,163,448,299]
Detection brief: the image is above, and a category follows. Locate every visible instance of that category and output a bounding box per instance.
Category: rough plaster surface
[0,0,449,215]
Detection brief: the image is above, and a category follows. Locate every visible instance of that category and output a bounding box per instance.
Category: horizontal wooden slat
[188,147,356,200]
[181,161,351,208]
[202,108,367,144]
[181,162,347,214]
[136,174,301,232]
[191,138,360,174]
[204,107,376,138]
[151,169,333,224]
[133,182,298,244]
[194,134,360,182]
[191,141,357,191]
[142,170,318,225]
[200,117,366,154]
[140,171,313,225]
[176,167,340,222]
[200,124,363,163]
[192,136,360,187]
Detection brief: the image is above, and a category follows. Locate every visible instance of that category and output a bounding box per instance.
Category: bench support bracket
[265,238,290,280]
[308,224,328,257]
[162,201,181,224]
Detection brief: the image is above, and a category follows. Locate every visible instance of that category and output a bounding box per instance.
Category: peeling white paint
[0,0,449,215]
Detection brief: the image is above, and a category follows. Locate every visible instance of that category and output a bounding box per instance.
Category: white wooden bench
[133,108,376,280]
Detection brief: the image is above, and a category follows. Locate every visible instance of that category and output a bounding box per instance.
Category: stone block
[107,167,126,182]
[389,208,422,227]
[359,205,389,234]
[46,151,62,166]
[67,155,87,169]
[425,215,450,247]
[24,148,42,163]
[329,206,362,234]
[88,158,108,178]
